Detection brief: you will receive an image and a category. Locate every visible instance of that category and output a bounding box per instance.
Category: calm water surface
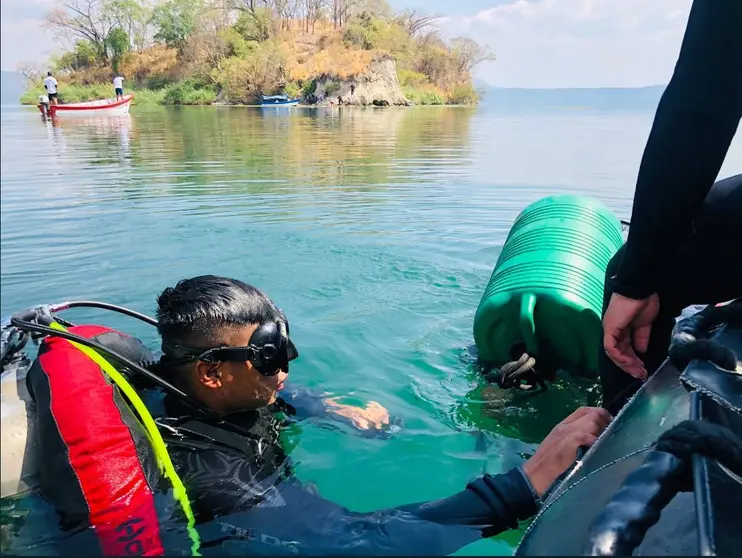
[2,102,740,555]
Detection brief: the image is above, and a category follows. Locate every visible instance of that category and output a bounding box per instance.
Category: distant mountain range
[476,82,666,111]
[1,70,26,106]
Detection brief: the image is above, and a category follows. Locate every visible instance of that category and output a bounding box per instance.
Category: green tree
[151,0,198,53]
[105,27,130,71]
[233,8,273,42]
[105,0,151,51]
[56,39,101,70]
[215,40,287,103]
[76,40,101,66]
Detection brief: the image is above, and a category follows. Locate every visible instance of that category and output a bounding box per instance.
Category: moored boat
[37,94,134,118]
[259,94,299,107]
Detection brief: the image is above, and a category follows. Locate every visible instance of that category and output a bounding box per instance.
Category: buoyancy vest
[25,323,201,556]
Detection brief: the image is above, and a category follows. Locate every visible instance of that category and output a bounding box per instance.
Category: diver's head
[156,275,298,415]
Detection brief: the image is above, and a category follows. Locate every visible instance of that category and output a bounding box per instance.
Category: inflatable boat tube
[515,301,741,556]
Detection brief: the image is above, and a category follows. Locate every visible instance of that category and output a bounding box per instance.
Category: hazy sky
[1,0,693,88]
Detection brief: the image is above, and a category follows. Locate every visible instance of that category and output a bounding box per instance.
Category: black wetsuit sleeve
[396,467,539,533]
[188,451,538,556]
[278,383,330,418]
[612,0,742,299]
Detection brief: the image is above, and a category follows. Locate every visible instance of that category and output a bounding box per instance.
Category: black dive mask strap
[161,320,298,376]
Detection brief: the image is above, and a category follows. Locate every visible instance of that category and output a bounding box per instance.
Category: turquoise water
[2,102,740,555]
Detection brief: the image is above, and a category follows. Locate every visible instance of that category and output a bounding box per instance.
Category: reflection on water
[2,103,741,556]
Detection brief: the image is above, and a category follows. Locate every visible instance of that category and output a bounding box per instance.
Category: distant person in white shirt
[113,74,124,101]
[44,72,58,105]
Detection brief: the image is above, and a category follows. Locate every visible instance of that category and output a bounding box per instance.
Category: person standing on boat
[113,74,124,101]
[599,0,742,414]
[44,72,58,105]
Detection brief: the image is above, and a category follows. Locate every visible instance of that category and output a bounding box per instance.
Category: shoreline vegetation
[19,0,494,107]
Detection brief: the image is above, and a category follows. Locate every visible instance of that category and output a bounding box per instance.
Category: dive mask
[163,320,298,376]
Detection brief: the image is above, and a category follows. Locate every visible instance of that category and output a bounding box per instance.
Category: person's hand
[521,407,612,497]
[325,398,390,430]
[602,292,660,379]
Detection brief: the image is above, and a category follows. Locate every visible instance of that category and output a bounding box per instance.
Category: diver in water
[151,275,610,555]
[600,0,742,414]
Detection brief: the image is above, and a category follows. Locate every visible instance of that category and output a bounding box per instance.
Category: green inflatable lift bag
[473,195,624,378]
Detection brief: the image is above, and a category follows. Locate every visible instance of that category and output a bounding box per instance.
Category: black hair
[156,275,283,349]
[47,71,52,76]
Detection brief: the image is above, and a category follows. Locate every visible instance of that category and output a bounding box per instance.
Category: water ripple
[3,103,741,554]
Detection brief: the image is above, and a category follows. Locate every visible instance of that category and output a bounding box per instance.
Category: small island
[20,0,495,107]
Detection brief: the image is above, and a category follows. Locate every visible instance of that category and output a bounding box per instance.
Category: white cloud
[438,0,694,88]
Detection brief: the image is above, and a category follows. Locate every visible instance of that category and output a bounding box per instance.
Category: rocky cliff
[311,56,411,107]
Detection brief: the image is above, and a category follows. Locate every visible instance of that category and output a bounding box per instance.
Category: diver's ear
[196,361,223,389]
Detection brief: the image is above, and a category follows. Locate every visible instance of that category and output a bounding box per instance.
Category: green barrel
[473,195,624,377]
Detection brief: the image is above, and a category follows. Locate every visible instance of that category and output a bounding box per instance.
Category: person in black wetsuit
[600,0,742,414]
[153,275,611,555]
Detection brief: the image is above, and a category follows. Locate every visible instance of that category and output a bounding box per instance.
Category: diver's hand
[324,398,390,431]
[602,292,660,379]
[521,407,612,497]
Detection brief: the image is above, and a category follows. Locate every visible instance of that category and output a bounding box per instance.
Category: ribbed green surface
[473,195,624,376]
[483,260,606,316]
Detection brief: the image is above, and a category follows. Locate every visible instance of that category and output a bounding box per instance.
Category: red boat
[38,94,134,118]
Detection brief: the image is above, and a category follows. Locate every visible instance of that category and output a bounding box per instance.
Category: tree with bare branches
[181,7,233,80]
[274,0,299,31]
[395,9,440,38]
[302,0,323,33]
[233,0,269,15]
[17,62,45,86]
[105,0,152,50]
[450,37,495,79]
[331,0,353,28]
[45,0,112,58]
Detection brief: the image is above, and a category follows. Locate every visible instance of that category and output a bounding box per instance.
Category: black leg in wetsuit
[599,174,742,414]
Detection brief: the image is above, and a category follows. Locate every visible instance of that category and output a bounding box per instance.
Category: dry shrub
[118,45,180,87]
[65,65,115,85]
[285,30,377,81]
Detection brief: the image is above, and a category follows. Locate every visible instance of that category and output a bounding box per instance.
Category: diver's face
[194,325,289,413]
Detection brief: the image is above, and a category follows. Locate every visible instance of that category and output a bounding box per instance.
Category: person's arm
[613,0,742,299]
[276,382,400,438]
[186,406,608,555]
[275,383,328,418]
[185,453,536,556]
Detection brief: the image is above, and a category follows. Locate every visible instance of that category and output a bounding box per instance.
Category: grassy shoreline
[21,82,479,107]
[20,82,213,106]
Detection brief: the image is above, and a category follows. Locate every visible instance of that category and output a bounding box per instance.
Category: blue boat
[260,94,300,107]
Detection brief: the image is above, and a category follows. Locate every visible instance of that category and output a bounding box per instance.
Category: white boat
[38,94,134,118]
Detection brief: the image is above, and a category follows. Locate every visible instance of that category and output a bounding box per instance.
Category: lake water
[1,101,740,555]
